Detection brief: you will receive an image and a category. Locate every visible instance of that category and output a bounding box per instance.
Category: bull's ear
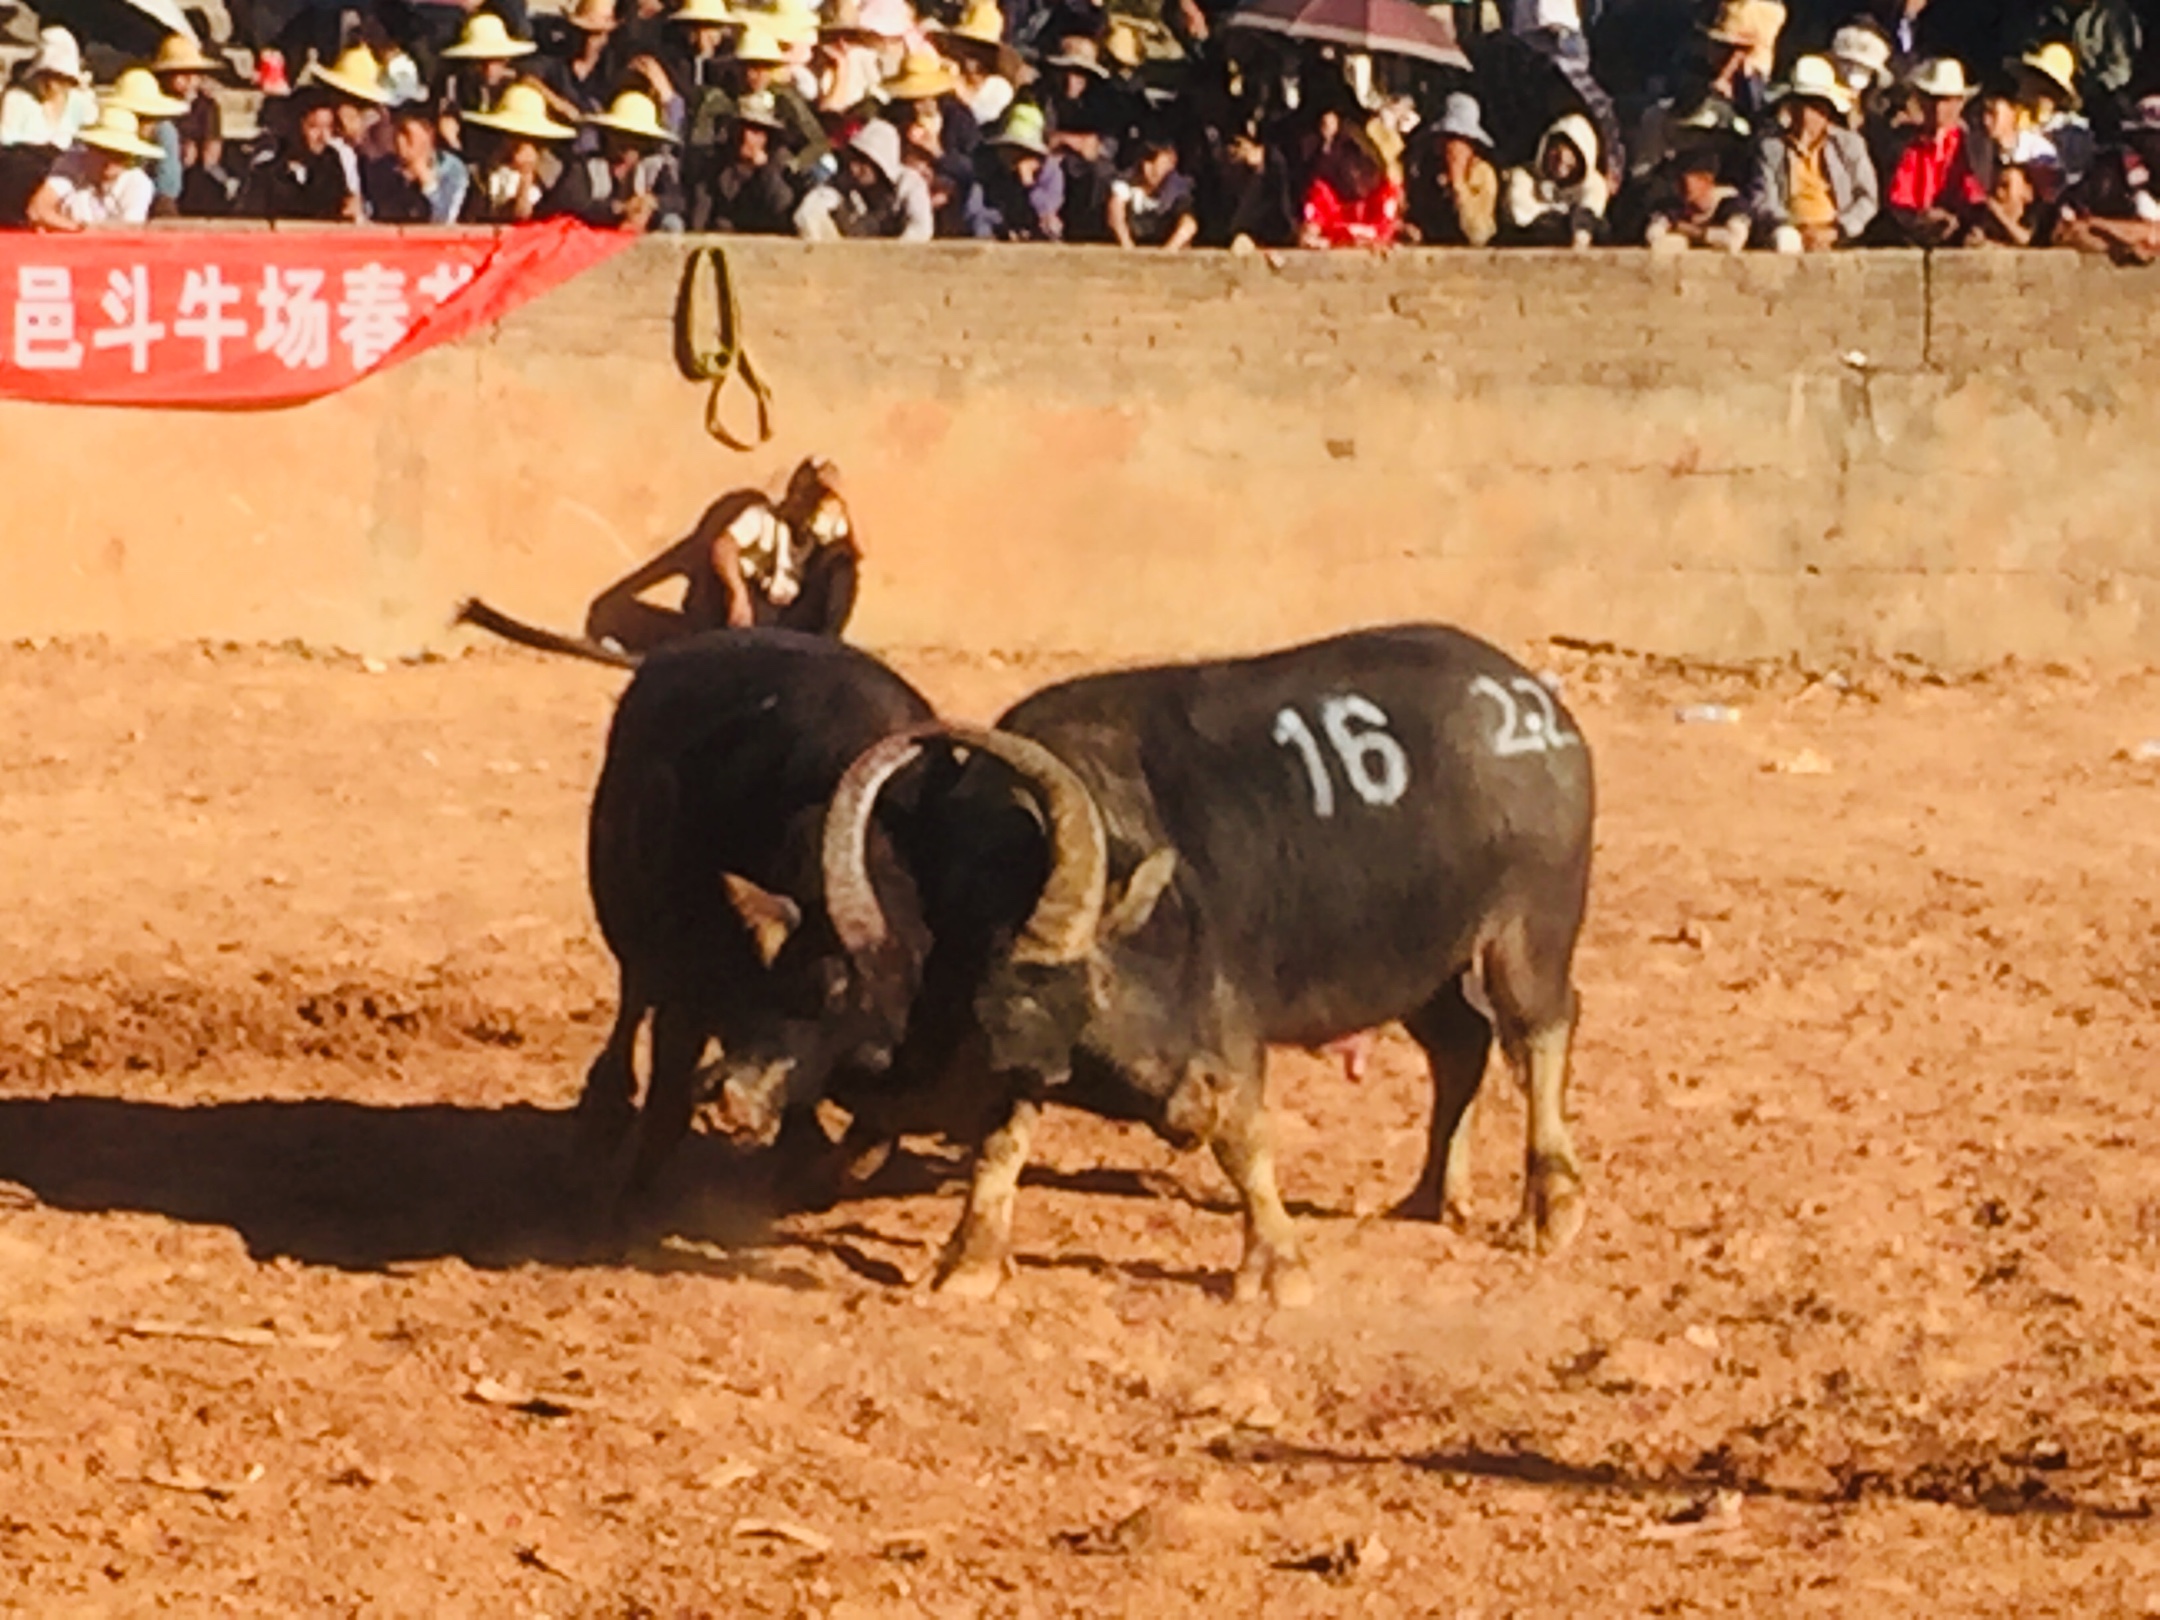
[722,874,802,968]
[1100,848,1178,943]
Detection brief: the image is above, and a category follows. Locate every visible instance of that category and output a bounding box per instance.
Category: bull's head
[824,724,1176,1088]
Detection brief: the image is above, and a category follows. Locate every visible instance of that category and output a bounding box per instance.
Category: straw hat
[77,104,163,160]
[27,27,87,86]
[151,32,222,75]
[988,101,1047,155]
[312,45,391,104]
[443,13,537,58]
[1773,53,1853,115]
[882,48,957,101]
[767,0,820,46]
[732,23,789,63]
[566,0,620,31]
[670,0,736,25]
[1828,22,1891,89]
[847,116,901,180]
[1043,36,1108,77]
[1103,20,1141,69]
[1908,56,1974,100]
[467,80,579,139]
[933,1,1020,79]
[104,66,189,119]
[2018,41,2079,106]
[586,88,677,141]
[1701,0,1755,49]
[733,87,786,128]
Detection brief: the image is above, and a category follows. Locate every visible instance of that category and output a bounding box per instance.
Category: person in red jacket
[1885,56,1984,243]
[1299,126,1403,249]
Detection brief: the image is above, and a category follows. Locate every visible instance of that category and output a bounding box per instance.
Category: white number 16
[1273,694,1410,818]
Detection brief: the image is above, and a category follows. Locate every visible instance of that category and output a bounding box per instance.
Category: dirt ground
[1,636,2157,1618]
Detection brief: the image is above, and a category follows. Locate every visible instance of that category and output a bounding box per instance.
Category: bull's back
[1001,625,1594,1040]
[589,632,935,948]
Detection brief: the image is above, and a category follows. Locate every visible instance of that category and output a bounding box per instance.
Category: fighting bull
[820,624,1596,1304]
[574,629,940,1202]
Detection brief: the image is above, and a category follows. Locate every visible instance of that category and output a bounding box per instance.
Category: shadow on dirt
[0,1096,772,1273]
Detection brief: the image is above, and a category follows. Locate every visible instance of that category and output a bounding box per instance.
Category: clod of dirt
[465,1376,596,1419]
[731,1517,834,1556]
[1639,1490,1744,1542]
[692,1459,758,1491]
[1055,1505,1164,1556]
[1273,1533,1390,1581]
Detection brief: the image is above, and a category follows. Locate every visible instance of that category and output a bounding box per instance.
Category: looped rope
[675,245,774,452]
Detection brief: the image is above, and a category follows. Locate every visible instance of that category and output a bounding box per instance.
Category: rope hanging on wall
[675,246,775,452]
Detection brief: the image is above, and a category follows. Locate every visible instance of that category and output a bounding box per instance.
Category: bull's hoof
[929,1255,1007,1300]
[1512,1170,1586,1255]
[1232,1251,1313,1308]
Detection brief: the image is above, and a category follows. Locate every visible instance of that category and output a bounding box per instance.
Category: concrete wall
[1,240,2153,667]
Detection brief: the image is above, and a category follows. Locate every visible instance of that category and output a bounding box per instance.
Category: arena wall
[1,239,2153,667]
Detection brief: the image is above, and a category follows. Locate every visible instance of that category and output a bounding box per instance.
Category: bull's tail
[454,598,640,670]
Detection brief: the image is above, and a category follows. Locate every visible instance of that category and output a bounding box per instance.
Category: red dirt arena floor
[0,638,2156,1617]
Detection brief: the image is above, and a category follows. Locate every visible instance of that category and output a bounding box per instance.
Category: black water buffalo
[821,624,1595,1304]
[576,630,940,1200]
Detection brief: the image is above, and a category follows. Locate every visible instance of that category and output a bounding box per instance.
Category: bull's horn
[936,725,1107,966]
[821,726,937,964]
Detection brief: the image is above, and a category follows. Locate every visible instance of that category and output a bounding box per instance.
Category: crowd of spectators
[2,0,2158,256]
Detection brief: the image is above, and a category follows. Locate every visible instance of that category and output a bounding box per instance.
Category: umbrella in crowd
[1227,0,1470,72]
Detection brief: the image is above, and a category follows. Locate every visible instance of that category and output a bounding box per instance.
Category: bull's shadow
[0,1095,791,1274]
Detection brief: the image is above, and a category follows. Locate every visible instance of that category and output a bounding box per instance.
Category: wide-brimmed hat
[1701,0,1755,48]
[1774,54,1854,115]
[766,0,820,46]
[151,32,222,75]
[1829,22,1891,88]
[731,23,789,63]
[1044,35,1108,77]
[1909,56,1974,100]
[104,66,189,118]
[882,48,957,100]
[76,104,163,160]
[669,0,735,21]
[311,45,391,104]
[586,87,676,141]
[1436,89,1490,148]
[988,101,1047,154]
[733,87,786,128]
[933,1,1021,81]
[27,27,87,85]
[566,0,620,31]
[1103,20,1141,68]
[467,80,578,139]
[443,12,537,57]
[2017,41,2079,106]
[847,116,901,180]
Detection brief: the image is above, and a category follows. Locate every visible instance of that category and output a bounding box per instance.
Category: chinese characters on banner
[0,221,630,407]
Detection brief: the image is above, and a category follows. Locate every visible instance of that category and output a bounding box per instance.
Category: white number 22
[1272,695,1410,818]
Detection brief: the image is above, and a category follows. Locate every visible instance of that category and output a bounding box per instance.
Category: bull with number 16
[819,624,1596,1304]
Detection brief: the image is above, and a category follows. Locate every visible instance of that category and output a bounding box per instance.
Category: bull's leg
[616,1000,708,1218]
[1396,975,1494,1227]
[1485,923,1585,1253]
[931,1093,1040,1299]
[1208,1065,1313,1307]
[573,972,644,1150]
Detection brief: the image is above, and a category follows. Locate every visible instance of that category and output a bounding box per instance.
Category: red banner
[0,221,630,408]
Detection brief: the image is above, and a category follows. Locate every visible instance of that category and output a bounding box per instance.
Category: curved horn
[937,725,1107,966]
[822,726,936,964]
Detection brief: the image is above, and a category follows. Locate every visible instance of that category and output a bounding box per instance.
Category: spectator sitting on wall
[100,68,188,216]
[964,103,1061,239]
[1882,57,1981,245]
[655,0,735,107]
[2118,96,2160,224]
[1958,155,2043,246]
[933,0,1021,129]
[1,29,97,150]
[1406,92,1498,247]
[535,0,624,118]
[543,90,684,229]
[1046,105,1116,242]
[2011,42,2091,184]
[1644,143,1750,251]
[1299,124,1402,248]
[1829,20,1896,124]
[1746,55,1878,251]
[312,46,395,209]
[692,25,826,175]
[27,104,165,227]
[1109,133,1198,249]
[795,118,934,238]
[462,83,577,221]
[1198,116,1295,248]
[1040,36,1117,145]
[240,88,358,219]
[2052,147,2160,261]
[886,48,980,162]
[437,13,537,135]
[366,104,472,222]
[691,91,798,232]
[1631,4,1763,185]
[1502,113,1608,247]
[145,34,224,208]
